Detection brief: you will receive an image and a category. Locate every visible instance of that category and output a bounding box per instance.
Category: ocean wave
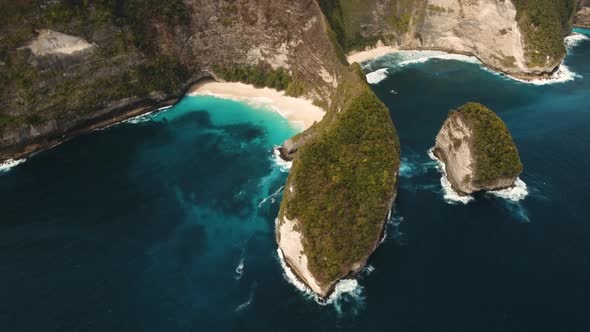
[258,185,284,208]
[427,148,474,204]
[276,245,365,312]
[565,32,589,48]
[0,158,26,173]
[366,68,389,84]
[125,105,172,124]
[272,147,292,172]
[488,178,529,202]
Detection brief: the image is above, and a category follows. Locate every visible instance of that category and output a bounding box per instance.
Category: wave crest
[272,147,292,172]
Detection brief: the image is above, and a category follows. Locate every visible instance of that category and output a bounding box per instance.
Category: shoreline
[188,81,325,131]
[347,32,589,84]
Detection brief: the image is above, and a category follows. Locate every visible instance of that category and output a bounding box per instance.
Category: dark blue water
[1,33,590,331]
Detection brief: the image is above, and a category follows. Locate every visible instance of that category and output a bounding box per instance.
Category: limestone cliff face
[576,0,590,28]
[434,103,522,195]
[331,0,576,78]
[414,0,538,77]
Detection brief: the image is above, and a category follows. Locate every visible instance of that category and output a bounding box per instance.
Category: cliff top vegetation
[455,103,523,187]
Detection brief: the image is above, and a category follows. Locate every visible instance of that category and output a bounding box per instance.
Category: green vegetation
[512,0,577,66]
[455,103,522,187]
[318,0,422,52]
[282,66,400,284]
[213,64,293,91]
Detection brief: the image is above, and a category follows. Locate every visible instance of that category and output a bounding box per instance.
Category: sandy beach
[188,81,325,130]
[346,41,398,64]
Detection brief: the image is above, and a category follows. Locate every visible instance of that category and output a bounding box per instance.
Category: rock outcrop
[434,103,522,195]
[576,0,590,28]
[320,0,578,78]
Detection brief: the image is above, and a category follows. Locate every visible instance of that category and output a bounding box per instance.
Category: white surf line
[0,158,27,173]
[364,35,587,86]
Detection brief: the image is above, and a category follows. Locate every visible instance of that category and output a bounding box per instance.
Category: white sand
[347,41,398,64]
[188,81,325,130]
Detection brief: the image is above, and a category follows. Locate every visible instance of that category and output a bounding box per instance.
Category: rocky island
[433,103,523,195]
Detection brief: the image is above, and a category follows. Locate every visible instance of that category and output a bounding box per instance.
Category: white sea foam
[0,158,26,173]
[276,246,364,311]
[366,68,389,84]
[488,178,529,202]
[235,258,245,280]
[125,105,172,124]
[258,185,284,208]
[427,148,474,204]
[366,46,584,86]
[272,147,292,172]
[565,32,589,48]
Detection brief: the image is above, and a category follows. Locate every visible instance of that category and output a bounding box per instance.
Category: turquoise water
[1,33,590,331]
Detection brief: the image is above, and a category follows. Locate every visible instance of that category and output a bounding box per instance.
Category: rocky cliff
[576,0,590,28]
[434,103,522,195]
[320,0,577,78]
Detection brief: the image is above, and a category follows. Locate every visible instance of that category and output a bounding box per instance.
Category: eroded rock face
[23,29,94,56]
[434,103,522,195]
[576,0,590,28]
[416,0,536,77]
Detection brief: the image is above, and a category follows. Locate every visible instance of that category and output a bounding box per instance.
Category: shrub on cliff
[455,103,523,187]
[282,66,400,284]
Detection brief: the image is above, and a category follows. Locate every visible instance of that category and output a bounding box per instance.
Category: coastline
[188,81,325,131]
[346,33,589,84]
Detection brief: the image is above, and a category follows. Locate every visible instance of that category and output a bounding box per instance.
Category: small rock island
[433,102,523,195]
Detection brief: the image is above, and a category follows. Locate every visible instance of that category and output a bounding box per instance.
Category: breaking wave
[125,105,172,124]
[488,178,529,202]
[0,158,26,173]
[276,246,365,313]
[565,32,589,48]
[365,68,389,84]
[427,148,474,204]
[272,147,292,172]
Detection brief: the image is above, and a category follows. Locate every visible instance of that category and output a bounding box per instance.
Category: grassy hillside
[281,65,400,285]
[456,103,522,187]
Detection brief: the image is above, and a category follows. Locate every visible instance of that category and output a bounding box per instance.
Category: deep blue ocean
[1,30,589,331]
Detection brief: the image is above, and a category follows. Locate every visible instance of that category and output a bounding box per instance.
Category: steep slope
[319,0,578,78]
[434,103,523,194]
